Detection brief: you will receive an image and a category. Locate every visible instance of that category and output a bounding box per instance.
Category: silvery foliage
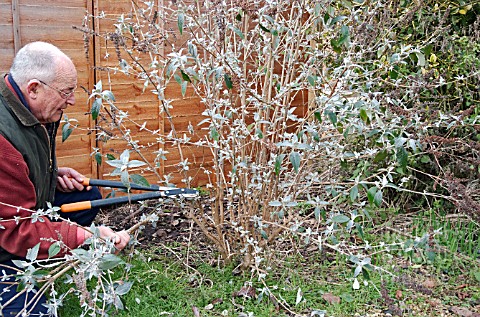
[0,203,134,316]
[81,0,463,278]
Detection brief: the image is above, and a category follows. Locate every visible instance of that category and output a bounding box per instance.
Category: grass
[56,211,480,317]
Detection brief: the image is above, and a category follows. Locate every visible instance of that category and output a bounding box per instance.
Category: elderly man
[0,41,130,315]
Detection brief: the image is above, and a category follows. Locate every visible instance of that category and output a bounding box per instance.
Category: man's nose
[67,93,76,106]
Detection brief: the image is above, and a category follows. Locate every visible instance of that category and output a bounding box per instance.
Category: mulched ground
[98,200,199,247]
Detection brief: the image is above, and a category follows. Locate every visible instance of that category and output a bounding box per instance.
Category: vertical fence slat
[157,0,165,179]
[88,0,99,180]
[11,0,21,53]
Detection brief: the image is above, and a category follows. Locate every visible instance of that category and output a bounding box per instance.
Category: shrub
[74,0,478,269]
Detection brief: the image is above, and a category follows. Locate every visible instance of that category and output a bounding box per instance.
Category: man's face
[29,59,77,124]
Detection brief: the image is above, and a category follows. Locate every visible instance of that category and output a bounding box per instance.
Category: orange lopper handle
[81,177,91,186]
[60,201,92,213]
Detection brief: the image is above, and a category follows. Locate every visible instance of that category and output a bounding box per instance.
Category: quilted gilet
[0,75,58,210]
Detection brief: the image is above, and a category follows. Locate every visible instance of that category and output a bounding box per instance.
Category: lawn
[58,207,480,317]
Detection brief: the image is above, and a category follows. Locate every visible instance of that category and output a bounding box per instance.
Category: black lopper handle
[61,188,198,212]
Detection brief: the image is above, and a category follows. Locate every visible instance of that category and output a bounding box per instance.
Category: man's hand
[57,167,92,192]
[83,227,131,254]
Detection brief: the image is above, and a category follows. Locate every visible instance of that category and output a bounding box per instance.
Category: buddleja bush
[75,0,475,273]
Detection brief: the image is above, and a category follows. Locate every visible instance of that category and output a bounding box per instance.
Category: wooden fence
[1,0,309,188]
[1,0,211,187]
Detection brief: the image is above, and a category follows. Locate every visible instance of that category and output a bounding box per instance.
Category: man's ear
[26,80,41,99]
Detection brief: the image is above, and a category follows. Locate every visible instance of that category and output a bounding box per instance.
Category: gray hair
[9,41,71,86]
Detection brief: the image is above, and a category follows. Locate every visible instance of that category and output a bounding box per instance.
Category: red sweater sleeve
[0,135,80,259]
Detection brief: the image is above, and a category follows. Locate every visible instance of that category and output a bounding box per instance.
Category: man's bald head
[9,41,75,87]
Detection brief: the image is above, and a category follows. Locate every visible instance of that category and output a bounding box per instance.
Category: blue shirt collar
[7,74,31,111]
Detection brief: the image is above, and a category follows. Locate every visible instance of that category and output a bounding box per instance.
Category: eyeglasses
[38,79,76,99]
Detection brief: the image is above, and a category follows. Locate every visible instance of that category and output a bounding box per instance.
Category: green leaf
[121,170,130,187]
[396,146,408,169]
[71,248,89,261]
[26,243,40,262]
[325,110,337,125]
[232,27,244,39]
[362,269,370,280]
[331,15,347,25]
[377,45,386,58]
[188,42,198,58]
[120,149,130,164]
[389,65,399,80]
[91,98,102,120]
[102,90,116,101]
[336,121,344,134]
[356,223,364,240]
[307,75,316,87]
[373,189,383,207]
[48,242,61,258]
[106,159,123,170]
[181,81,187,97]
[114,295,124,310]
[330,38,342,53]
[422,44,433,57]
[99,254,124,270]
[374,150,388,163]
[256,128,263,139]
[260,230,268,239]
[314,111,322,123]
[61,122,73,142]
[130,174,150,187]
[180,70,191,83]
[350,185,358,202]
[331,214,350,223]
[338,25,350,45]
[259,23,270,33]
[115,281,133,295]
[426,251,436,262]
[363,208,371,220]
[95,80,103,92]
[329,235,339,245]
[127,160,146,168]
[95,152,102,165]
[415,51,426,67]
[177,12,184,35]
[275,154,285,176]
[314,207,321,220]
[263,15,275,24]
[106,154,116,160]
[289,151,301,173]
[174,73,182,85]
[359,108,369,123]
[314,2,322,16]
[367,187,377,205]
[269,200,282,207]
[224,73,233,89]
[320,208,327,221]
[420,155,431,163]
[210,127,219,141]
